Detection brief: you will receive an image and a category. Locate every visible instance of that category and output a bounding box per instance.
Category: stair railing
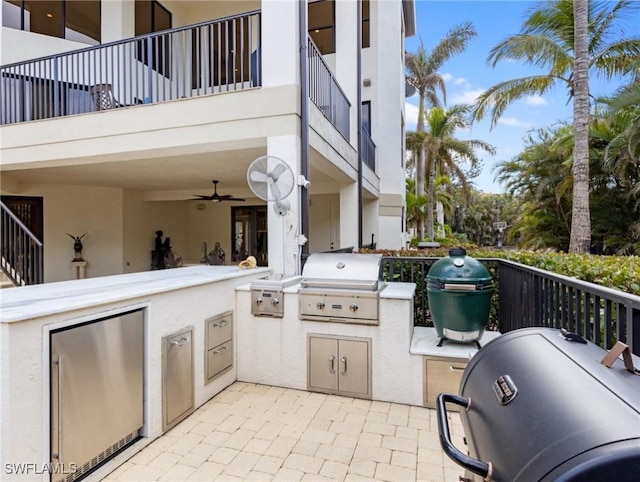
[0,200,44,285]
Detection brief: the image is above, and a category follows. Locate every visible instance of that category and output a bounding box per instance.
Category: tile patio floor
[104,382,466,482]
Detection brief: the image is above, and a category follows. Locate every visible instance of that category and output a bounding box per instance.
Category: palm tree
[571,0,591,253]
[421,105,495,240]
[405,22,477,239]
[472,0,640,253]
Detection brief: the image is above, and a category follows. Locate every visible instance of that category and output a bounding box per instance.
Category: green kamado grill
[427,247,493,346]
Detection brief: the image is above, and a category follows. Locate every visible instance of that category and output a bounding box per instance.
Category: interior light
[46,13,53,18]
[314,29,320,33]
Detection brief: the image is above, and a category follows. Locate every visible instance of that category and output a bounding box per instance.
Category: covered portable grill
[437,328,640,481]
[298,253,385,325]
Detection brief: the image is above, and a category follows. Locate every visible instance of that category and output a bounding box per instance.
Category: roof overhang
[402,0,416,37]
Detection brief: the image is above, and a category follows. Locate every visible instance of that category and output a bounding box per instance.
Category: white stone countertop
[0,265,271,324]
[379,282,416,299]
[410,326,502,358]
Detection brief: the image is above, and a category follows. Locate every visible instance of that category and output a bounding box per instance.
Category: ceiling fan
[192,180,245,203]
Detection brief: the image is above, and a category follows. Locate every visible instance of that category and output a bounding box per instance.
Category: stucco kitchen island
[0,265,269,482]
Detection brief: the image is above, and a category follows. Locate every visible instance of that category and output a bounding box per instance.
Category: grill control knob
[349,303,358,312]
[256,297,263,305]
[317,301,325,310]
[271,298,279,307]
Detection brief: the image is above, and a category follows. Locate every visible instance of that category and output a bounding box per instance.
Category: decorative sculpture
[151,230,183,269]
[66,233,87,261]
[206,242,226,265]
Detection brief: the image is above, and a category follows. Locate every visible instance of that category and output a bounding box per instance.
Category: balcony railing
[361,126,376,171]
[382,256,640,355]
[0,201,43,285]
[0,11,261,125]
[308,37,350,141]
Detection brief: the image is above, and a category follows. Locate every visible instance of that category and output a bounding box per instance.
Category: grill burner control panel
[251,289,284,318]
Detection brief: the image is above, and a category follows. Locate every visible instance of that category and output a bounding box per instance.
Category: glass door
[231,206,267,266]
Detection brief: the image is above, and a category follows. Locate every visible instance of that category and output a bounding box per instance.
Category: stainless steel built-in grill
[437,328,640,481]
[298,253,385,325]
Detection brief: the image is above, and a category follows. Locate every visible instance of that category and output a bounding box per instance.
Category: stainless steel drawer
[207,340,233,380]
[424,357,467,409]
[207,314,232,348]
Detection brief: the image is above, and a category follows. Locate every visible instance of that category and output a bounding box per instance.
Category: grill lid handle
[436,393,493,482]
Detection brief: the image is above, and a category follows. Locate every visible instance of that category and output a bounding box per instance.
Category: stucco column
[362,198,378,247]
[261,0,300,88]
[266,135,301,278]
[339,182,359,250]
[334,0,359,150]
[101,0,135,43]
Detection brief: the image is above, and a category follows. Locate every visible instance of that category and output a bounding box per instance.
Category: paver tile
[347,459,376,477]
[375,463,416,482]
[105,383,450,482]
[320,460,349,480]
[209,446,240,465]
[254,455,286,475]
[283,453,324,474]
[381,435,418,454]
[186,461,225,481]
[158,463,196,481]
[315,444,355,464]
[272,467,305,481]
[391,450,417,469]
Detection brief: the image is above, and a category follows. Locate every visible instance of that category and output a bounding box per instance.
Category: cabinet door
[308,336,338,391]
[337,339,369,395]
[163,328,194,431]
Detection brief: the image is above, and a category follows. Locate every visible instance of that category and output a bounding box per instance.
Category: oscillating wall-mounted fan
[247,155,295,215]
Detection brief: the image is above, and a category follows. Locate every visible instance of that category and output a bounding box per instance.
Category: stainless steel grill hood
[299,253,385,325]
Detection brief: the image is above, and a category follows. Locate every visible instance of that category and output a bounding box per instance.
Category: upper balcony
[0,11,355,157]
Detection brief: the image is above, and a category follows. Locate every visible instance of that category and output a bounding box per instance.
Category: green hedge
[364,248,640,296]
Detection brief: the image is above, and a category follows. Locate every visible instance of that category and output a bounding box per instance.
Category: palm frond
[472,75,560,127]
[488,34,572,75]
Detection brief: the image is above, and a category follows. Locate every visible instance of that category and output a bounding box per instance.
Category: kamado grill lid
[300,253,383,291]
[427,247,492,290]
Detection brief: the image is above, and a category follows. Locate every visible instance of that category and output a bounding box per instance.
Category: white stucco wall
[236,282,422,406]
[11,184,124,282]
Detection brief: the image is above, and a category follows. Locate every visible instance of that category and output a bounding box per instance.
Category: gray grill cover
[456,328,640,481]
[300,253,383,291]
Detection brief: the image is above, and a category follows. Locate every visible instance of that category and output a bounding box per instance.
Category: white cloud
[441,73,454,82]
[498,117,534,127]
[449,88,485,104]
[454,77,467,85]
[525,95,547,106]
[405,102,419,130]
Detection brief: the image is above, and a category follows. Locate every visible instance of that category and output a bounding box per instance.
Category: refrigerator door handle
[52,354,63,462]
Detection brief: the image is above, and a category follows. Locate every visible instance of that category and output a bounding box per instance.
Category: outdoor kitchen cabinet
[162,327,194,432]
[307,334,372,399]
[423,356,467,409]
[205,311,233,383]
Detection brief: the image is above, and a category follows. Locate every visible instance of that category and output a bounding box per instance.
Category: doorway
[231,206,267,266]
[1,196,44,241]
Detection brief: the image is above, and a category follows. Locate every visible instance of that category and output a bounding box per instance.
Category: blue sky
[404,0,635,193]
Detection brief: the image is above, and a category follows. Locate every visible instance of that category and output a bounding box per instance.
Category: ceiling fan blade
[250,170,269,183]
[227,197,246,202]
[191,195,214,200]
